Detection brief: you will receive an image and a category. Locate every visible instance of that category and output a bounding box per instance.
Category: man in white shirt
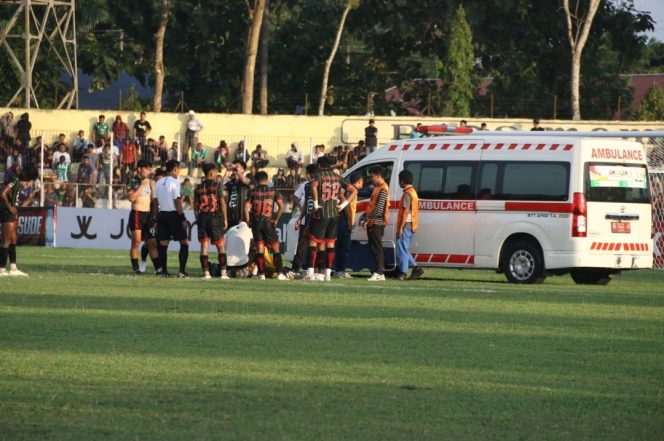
[52,143,71,166]
[285,142,303,171]
[184,110,203,159]
[154,160,189,278]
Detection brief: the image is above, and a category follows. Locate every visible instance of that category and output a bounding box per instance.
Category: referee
[154,159,189,278]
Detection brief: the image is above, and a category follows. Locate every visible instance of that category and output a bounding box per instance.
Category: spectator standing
[181,177,194,208]
[410,123,423,139]
[168,141,179,161]
[285,142,303,171]
[189,142,208,176]
[77,155,94,185]
[361,166,389,281]
[54,156,70,182]
[246,164,258,187]
[0,111,15,145]
[92,115,110,146]
[479,122,488,131]
[5,147,21,182]
[53,143,71,166]
[72,130,88,162]
[157,136,169,165]
[112,115,129,149]
[184,110,204,156]
[396,169,424,280]
[82,186,96,208]
[133,111,152,152]
[251,144,269,169]
[364,119,378,153]
[15,113,31,146]
[531,118,545,131]
[143,138,158,166]
[98,144,113,185]
[120,136,138,182]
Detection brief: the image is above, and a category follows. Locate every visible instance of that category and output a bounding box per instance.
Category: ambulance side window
[354,161,394,200]
[405,161,476,199]
[479,161,570,201]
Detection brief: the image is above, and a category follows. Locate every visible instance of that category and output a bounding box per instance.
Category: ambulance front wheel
[503,240,546,284]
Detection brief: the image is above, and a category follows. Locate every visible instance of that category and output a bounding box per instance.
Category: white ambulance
[341,132,654,284]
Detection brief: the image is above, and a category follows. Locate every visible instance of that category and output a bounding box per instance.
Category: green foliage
[1,247,664,440]
[639,84,664,121]
[120,86,150,111]
[441,5,475,117]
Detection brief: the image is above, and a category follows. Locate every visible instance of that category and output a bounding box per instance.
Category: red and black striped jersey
[194,179,224,215]
[312,170,347,219]
[249,185,281,222]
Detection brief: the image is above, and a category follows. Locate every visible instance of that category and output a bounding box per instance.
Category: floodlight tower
[0,0,78,109]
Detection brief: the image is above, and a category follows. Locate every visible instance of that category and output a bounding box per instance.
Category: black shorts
[197,214,226,245]
[128,210,155,240]
[252,220,278,246]
[0,209,17,224]
[309,217,338,244]
[157,211,188,242]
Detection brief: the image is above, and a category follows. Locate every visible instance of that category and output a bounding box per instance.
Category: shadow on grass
[1,364,662,441]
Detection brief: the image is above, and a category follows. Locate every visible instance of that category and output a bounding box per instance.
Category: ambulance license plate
[611,222,631,233]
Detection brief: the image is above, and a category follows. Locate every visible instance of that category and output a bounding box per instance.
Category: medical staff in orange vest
[396,169,424,280]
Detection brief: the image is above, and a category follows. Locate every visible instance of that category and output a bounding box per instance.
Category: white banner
[56,207,293,253]
[57,207,203,252]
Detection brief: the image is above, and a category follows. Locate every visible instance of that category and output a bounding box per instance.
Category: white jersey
[154,175,181,211]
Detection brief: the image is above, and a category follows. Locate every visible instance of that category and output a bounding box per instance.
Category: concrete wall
[3,107,664,170]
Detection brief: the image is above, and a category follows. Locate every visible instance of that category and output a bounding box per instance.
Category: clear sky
[632,0,664,42]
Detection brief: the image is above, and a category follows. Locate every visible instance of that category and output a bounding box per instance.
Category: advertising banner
[56,207,292,253]
[16,207,54,246]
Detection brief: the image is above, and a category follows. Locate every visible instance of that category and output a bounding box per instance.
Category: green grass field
[1,247,663,440]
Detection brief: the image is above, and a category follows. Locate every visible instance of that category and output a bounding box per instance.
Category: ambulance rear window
[584,163,650,203]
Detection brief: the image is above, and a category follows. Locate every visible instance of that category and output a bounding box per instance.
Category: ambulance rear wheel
[570,269,612,285]
[503,240,545,284]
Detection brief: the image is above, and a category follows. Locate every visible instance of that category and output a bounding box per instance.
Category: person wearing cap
[184,110,204,163]
[127,159,158,274]
[531,118,545,131]
[365,119,378,153]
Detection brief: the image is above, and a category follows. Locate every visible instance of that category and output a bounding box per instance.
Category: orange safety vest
[397,185,419,233]
[366,182,389,227]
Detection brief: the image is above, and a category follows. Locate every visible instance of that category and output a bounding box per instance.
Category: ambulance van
[342,132,653,284]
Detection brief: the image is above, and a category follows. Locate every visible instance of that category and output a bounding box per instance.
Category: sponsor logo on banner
[56,207,292,252]
[16,207,53,246]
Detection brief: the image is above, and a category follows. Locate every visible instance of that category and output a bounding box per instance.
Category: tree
[241,0,267,114]
[562,0,601,120]
[441,4,475,117]
[153,0,170,112]
[639,84,664,121]
[259,0,270,115]
[318,0,359,116]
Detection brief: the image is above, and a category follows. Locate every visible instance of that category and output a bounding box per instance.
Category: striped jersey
[249,185,281,222]
[0,177,21,211]
[224,178,249,225]
[312,170,346,219]
[194,179,224,216]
